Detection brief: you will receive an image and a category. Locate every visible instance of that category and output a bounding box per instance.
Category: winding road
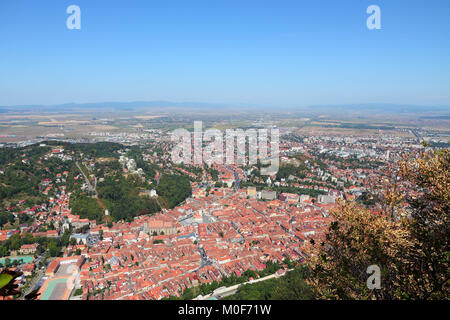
[76,161,97,195]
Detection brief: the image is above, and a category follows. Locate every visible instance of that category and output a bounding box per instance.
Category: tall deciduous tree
[306,149,449,299]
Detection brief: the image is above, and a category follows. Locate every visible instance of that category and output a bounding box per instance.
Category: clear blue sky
[0,0,449,107]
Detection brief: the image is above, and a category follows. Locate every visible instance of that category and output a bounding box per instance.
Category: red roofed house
[20,243,39,255]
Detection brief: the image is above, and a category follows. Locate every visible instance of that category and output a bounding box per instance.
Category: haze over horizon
[1,0,450,107]
[1,100,449,112]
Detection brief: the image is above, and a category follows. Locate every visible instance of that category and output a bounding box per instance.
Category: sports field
[0,255,33,266]
[40,277,70,300]
[39,262,79,300]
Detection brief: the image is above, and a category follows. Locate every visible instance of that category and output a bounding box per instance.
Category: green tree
[307,149,449,300]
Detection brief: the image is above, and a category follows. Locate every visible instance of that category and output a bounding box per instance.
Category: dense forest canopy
[156,174,192,209]
[97,175,160,222]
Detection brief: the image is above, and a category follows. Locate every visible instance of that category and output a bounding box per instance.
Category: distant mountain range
[307,103,449,113]
[0,101,448,116]
[0,101,235,113]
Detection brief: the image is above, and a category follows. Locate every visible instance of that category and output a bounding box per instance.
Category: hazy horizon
[1,100,449,114]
